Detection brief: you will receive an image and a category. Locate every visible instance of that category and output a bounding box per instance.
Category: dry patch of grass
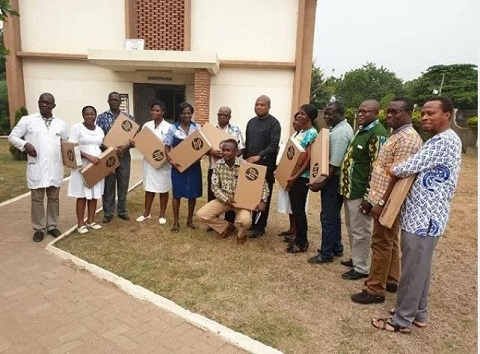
[56,156,478,353]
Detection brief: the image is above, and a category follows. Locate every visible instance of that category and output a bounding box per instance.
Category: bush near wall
[467,116,478,134]
[9,106,28,160]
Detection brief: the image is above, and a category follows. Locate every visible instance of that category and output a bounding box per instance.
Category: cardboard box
[61,141,82,168]
[234,163,267,210]
[168,130,212,173]
[201,123,236,150]
[103,113,140,148]
[80,147,120,189]
[379,175,416,228]
[275,137,306,190]
[309,128,330,184]
[132,127,167,169]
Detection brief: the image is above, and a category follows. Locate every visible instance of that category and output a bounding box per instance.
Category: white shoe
[159,217,167,225]
[77,225,89,234]
[136,214,152,222]
[86,222,102,230]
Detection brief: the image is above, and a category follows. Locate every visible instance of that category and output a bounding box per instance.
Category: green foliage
[310,63,334,110]
[404,64,478,109]
[467,116,477,133]
[9,106,28,160]
[0,0,19,58]
[333,63,404,109]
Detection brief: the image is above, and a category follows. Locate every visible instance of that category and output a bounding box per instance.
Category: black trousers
[288,177,309,247]
[207,169,235,223]
[251,163,275,232]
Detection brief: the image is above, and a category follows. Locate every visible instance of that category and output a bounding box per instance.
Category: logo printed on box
[192,138,204,151]
[245,167,259,181]
[106,156,116,168]
[312,162,319,178]
[152,149,164,162]
[287,146,295,160]
[121,120,133,132]
[66,149,74,162]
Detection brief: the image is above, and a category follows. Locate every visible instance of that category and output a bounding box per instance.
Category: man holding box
[197,139,269,245]
[96,92,135,223]
[244,95,281,238]
[8,93,68,242]
[351,97,423,304]
[339,100,389,280]
[372,97,461,333]
[308,101,353,263]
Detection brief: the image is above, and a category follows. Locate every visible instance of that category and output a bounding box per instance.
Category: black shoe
[33,231,44,242]
[47,228,61,237]
[206,227,214,232]
[341,259,353,267]
[118,214,130,221]
[342,269,369,280]
[386,283,398,293]
[351,290,385,304]
[248,229,265,238]
[308,254,333,264]
[103,216,112,224]
[334,251,344,257]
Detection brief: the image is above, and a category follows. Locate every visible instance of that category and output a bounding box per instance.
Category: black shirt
[244,114,281,166]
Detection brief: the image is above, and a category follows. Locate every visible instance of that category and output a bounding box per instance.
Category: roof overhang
[87,49,220,75]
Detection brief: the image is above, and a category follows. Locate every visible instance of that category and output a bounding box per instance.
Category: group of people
[9,91,462,334]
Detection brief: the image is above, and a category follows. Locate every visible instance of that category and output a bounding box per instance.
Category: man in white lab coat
[8,93,68,242]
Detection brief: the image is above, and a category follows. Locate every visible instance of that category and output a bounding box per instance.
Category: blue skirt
[171,161,202,199]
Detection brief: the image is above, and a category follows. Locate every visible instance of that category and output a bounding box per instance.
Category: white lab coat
[8,113,68,189]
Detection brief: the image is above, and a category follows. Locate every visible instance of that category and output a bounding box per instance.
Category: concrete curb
[46,180,283,354]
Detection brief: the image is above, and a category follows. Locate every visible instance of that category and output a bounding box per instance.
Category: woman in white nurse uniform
[135,101,172,224]
[67,106,105,234]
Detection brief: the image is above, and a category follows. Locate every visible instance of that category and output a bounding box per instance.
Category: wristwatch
[378,199,386,207]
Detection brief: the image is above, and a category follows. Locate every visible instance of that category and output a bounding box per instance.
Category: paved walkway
[0,159,244,353]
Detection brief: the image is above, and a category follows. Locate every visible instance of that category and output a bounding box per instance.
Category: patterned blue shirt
[391,129,462,237]
[96,110,135,136]
[164,121,200,147]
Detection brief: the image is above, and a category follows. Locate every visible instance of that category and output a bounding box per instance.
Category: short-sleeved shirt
[329,119,354,173]
[208,123,245,169]
[96,110,135,136]
[164,121,201,147]
[368,124,423,205]
[392,129,461,237]
[293,127,318,178]
[339,119,389,200]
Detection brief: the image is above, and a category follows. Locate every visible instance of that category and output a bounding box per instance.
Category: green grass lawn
[0,138,31,202]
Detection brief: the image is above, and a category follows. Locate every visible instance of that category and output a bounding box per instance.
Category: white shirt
[8,112,68,189]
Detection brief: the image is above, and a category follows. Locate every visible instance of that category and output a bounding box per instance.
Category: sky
[313,0,479,82]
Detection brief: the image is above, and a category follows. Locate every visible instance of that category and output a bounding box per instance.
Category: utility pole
[438,73,445,95]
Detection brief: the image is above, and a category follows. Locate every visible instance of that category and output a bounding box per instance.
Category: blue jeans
[319,174,344,258]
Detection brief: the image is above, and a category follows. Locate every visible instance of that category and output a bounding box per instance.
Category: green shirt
[339,119,389,200]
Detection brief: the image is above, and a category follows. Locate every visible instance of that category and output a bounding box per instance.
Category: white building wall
[210,68,294,145]
[191,0,297,62]
[19,0,125,53]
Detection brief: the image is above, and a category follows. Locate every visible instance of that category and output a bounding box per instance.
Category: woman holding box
[67,106,105,234]
[164,102,202,232]
[285,104,318,253]
[134,100,172,225]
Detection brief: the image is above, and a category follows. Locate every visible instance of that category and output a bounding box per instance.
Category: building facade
[5,0,317,144]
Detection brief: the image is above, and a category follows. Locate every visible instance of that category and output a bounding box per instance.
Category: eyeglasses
[386,109,406,116]
[355,109,375,115]
[217,113,230,117]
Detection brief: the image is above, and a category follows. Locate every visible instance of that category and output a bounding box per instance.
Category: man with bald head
[339,99,389,280]
[206,106,245,227]
[244,95,281,238]
[9,93,68,242]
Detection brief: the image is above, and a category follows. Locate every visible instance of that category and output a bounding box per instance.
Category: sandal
[286,242,309,253]
[186,222,197,230]
[389,309,427,328]
[372,318,411,334]
[171,223,180,233]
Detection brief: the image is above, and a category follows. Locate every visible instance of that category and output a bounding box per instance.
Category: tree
[404,64,478,109]
[310,64,335,110]
[0,0,19,58]
[333,63,404,109]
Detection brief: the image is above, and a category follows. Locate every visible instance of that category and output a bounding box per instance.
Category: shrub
[467,116,478,134]
[9,106,28,160]
[0,115,9,135]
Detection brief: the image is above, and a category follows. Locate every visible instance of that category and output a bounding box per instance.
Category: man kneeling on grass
[197,139,269,245]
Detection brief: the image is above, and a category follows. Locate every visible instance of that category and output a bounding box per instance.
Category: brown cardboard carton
[132,127,167,169]
[379,175,416,228]
[168,130,212,173]
[201,123,235,150]
[234,162,267,210]
[61,141,82,168]
[80,147,120,189]
[275,137,306,190]
[103,113,140,148]
[309,128,330,184]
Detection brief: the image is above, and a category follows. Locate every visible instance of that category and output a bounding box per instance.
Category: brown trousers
[365,217,401,296]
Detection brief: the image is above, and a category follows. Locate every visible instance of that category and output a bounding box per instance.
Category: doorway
[133,83,186,126]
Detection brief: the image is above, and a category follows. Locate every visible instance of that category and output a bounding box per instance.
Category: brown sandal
[372,318,411,334]
[389,309,427,328]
